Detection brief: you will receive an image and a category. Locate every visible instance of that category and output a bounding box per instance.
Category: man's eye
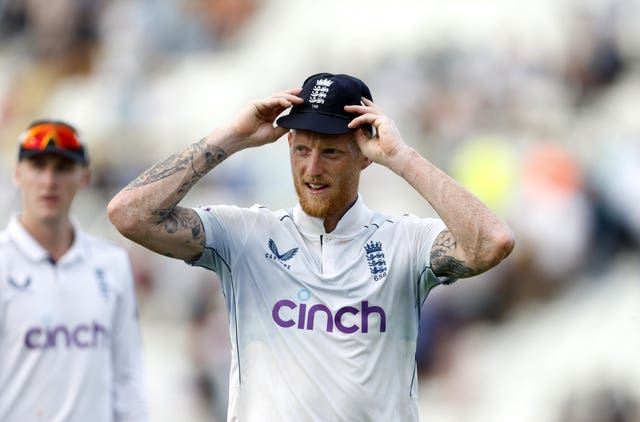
[56,163,75,172]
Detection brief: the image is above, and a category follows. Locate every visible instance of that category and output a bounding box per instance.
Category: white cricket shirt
[189,196,450,421]
[0,215,148,422]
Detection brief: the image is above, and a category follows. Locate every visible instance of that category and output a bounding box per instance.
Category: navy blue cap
[276,72,373,135]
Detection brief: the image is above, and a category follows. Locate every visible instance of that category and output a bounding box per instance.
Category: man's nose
[41,166,58,185]
[306,150,323,176]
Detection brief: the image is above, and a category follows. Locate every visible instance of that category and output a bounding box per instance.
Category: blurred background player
[0,120,149,422]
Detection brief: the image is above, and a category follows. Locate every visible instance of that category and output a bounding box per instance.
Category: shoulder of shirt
[0,228,13,253]
[369,211,442,229]
[0,228,9,243]
[195,203,282,218]
[369,211,408,225]
[197,203,269,210]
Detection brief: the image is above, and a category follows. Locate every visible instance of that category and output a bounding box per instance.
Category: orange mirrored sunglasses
[19,122,84,151]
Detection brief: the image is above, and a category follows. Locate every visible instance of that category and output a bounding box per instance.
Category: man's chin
[298,196,332,219]
[296,186,346,219]
[299,203,328,219]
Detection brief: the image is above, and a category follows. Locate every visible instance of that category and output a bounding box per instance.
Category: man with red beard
[108,72,515,422]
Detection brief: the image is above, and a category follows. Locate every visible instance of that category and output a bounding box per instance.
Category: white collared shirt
[190,196,448,422]
[0,215,148,422]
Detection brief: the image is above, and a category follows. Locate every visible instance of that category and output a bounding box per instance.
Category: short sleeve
[186,204,265,273]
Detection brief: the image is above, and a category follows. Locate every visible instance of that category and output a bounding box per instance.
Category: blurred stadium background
[1,0,639,421]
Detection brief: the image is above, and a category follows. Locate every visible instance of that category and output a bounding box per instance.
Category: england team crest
[308,78,333,107]
[364,241,387,281]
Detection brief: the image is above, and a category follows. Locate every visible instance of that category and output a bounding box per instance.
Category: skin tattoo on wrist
[430,229,476,278]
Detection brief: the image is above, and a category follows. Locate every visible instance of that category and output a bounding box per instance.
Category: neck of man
[19,213,75,262]
[322,196,359,233]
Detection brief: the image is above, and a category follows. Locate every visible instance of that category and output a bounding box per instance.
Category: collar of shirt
[7,214,88,265]
[292,195,374,239]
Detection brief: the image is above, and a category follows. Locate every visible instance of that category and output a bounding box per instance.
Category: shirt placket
[321,234,337,274]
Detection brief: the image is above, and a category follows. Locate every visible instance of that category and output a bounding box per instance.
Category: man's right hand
[227,88,303,150]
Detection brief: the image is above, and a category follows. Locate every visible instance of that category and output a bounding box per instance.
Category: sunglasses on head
[19,122,84,151]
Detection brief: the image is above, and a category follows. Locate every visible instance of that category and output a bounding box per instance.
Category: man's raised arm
[346,98,515,279]
[107,89,303,261]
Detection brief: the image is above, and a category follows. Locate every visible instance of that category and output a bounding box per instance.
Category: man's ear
[287,130,294,147]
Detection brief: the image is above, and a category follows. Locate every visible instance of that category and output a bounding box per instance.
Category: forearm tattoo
[121,138,224,257]
[125,138,227,190]
[430,229,476,278]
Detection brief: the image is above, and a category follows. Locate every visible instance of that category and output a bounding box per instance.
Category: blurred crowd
[1,0,639,421]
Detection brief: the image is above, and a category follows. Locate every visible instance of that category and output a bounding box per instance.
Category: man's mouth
[40,197,59,207]
[306,183,328,192]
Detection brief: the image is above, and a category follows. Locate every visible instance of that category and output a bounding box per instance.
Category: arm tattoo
[430,229,476,278]
[125,138,227,190]
[152,207,205,245]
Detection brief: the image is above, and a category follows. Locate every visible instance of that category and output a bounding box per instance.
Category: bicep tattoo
[152,207,206,249]
[430,229,476,278]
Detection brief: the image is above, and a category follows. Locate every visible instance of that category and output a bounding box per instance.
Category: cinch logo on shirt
[24,321,109,349]
[272,289,386,334]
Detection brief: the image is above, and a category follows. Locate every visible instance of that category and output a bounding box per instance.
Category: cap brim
[276,112,354,135]
[19,148,88,165]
